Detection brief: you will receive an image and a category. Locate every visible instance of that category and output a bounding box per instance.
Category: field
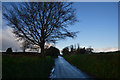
[64,52,119,79]
[2,53,54,79]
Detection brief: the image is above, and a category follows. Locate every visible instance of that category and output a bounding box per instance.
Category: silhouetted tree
[77,44,80,50]
[86,47,93,54]
[76,44,80,54]
[3,2,78,55]
[80,47,86,54]
[63,44,94,54]
[62,47,69,55]
[74,44,76,50]
[45,46,60,57]
[6,48,12,53]
[70,45,74,53]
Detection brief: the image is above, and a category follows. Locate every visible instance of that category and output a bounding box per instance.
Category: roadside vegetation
[2,54,54,79]
[64,51,119,79]
[2,45,60,79]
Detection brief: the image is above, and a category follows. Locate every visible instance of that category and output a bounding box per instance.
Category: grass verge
[64,53,119,79]
[2,54,54,79]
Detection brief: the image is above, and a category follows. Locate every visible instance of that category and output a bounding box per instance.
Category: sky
[56,2,118,52]
[0,2,118,52]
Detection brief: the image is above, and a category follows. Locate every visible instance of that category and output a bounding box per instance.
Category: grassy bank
[2,54,54,79]
[64,53,119,79]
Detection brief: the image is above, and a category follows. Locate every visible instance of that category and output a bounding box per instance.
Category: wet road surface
[50,56,91,78]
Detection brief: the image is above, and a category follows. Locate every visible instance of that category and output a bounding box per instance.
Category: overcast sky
[1,2,119,52]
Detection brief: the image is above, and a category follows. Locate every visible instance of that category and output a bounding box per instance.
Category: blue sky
[56,2,118,51]
[1,2,118,52]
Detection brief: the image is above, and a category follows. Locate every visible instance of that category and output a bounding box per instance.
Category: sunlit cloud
[94,47,118,52]
[0,27,20,52]
[0,27,55,52]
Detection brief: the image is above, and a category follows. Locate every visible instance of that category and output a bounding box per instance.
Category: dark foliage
[62,47,69,55]
[62,44,94,55]
[6,48,12,53]
[79,47,86,54]
[45,46,60,57]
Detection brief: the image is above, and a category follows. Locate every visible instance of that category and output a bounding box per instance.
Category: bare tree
[86,46,94,54]
[62,47,69,55]
[3,2,78,55]
[70,45,74,53]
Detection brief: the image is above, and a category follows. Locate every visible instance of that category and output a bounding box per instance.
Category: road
[50,56,91,79]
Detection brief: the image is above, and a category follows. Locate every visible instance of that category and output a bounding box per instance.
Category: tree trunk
[40,42,45,55]
[23,48,25,52]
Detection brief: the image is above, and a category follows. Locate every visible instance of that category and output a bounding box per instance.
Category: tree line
[6,46,60,57]
[62,44,94,55]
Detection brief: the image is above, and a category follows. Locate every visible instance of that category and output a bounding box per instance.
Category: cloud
[0,27,21,52]
[0,27,54,52]
[94,47,118,52]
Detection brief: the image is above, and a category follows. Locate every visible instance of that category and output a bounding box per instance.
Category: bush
[45,46,60,57]
[6,48,12,53]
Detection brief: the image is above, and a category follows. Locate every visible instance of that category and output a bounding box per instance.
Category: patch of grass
[2,54,54,79]
[64,53,119,79]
